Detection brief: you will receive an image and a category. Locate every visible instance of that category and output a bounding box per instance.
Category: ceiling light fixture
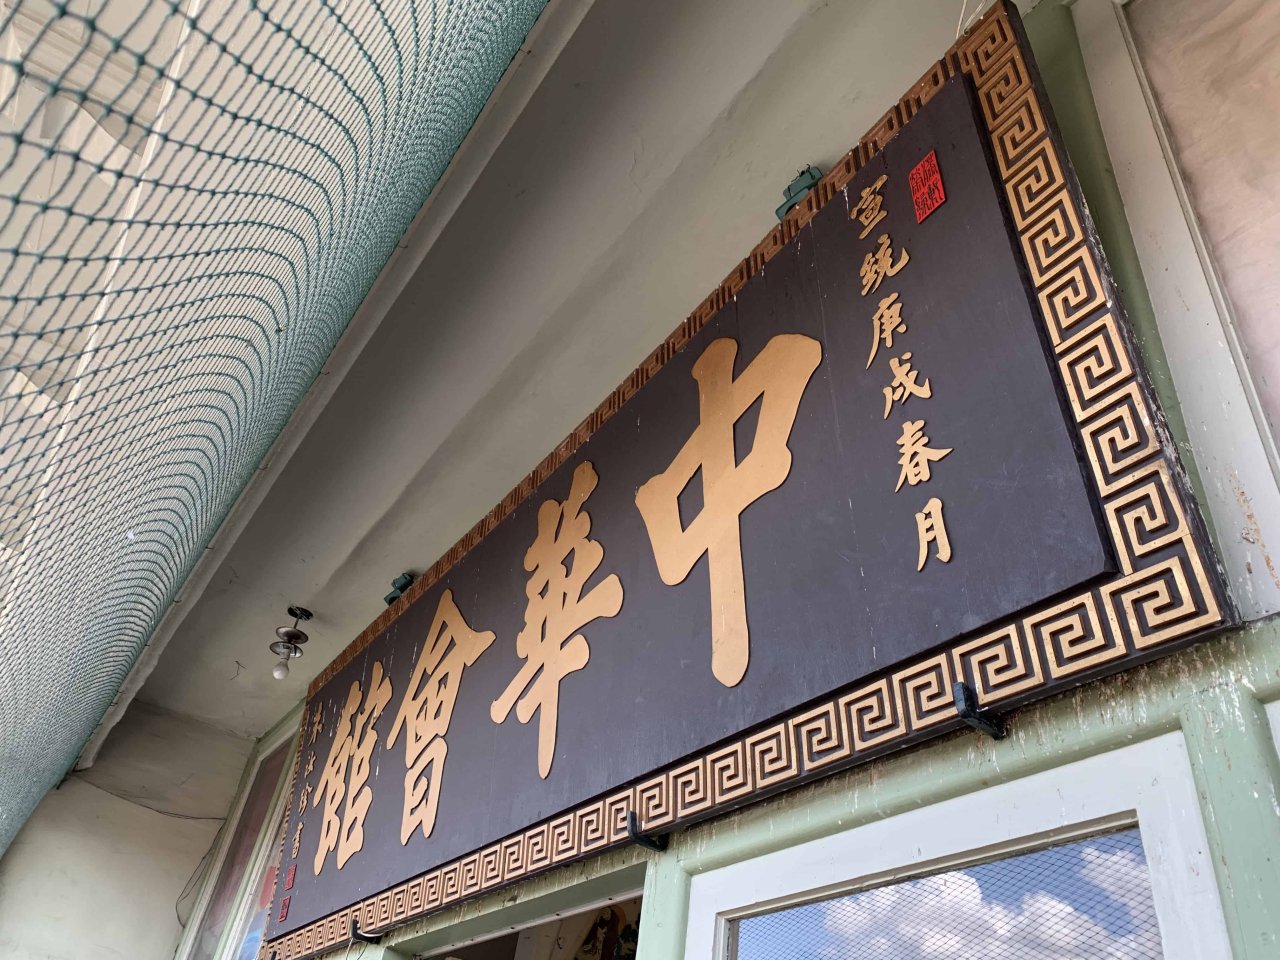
[270,605,312,680]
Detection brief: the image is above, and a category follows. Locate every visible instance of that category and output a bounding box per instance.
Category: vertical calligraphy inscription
[852,173,890,238]
[866,292,906,368]
[895,420,951,492]
[308,703,324,746]
[636,334,822,688]
[881,353,933,419]
[855,161,953,568]
[916,497,951,570]
[387,590,495,844]
[859,234,910,295]
[491,461,624,779]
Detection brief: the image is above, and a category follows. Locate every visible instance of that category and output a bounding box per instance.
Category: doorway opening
[422,895,642,960]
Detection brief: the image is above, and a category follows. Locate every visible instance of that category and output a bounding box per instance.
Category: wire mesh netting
[0,0,546,853]
[733,829,1163,960]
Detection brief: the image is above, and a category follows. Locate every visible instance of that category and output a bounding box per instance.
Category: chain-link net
[733,829,1163,960]
[0,0,545,853]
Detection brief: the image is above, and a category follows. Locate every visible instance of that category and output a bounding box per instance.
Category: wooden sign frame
[265,3,1230,956]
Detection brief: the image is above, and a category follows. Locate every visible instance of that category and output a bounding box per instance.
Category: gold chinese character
[860,234,910,296]
[882,352,932,418]
[866,292,906,368]
[915,497,952,570]
[304,752,315,778]
[491,461,623,779]
[387,589,495,844]
[895,419,952,491]
[636,334,822,688]
[291,821,304,860]
[296,781,312,816]
[311,663,392,875]
[308,704,324,746]
[851,174,889,239]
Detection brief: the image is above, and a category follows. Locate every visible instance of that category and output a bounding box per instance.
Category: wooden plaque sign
[265,4,1229,956]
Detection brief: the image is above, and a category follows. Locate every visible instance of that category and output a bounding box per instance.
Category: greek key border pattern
[269,4,1225,957]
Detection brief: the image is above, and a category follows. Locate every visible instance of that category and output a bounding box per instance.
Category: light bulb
[272,656,290,680]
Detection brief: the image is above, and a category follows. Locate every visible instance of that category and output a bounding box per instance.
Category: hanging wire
[0,0,547,854]
[956,0,986,38]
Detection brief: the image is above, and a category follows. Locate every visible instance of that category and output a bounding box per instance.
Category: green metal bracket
[384,571,416,606]
[775,165,823,220]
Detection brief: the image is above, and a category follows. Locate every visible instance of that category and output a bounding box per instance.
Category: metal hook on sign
[953,681,1008,740]
[350,917,381,945]
[626,809,668,852]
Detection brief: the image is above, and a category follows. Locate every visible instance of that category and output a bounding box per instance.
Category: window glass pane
[188,740,291,960]
[732,829,1161,959]
[226,855,280,960]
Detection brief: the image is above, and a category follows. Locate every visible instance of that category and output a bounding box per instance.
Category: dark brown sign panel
[267,5,1228,956]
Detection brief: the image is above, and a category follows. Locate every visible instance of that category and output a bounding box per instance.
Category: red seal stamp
[910,150,946,223]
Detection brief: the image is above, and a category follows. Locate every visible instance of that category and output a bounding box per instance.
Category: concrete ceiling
[137,0,1040,739]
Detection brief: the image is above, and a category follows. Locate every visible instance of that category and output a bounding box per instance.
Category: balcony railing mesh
[0,0,545,852]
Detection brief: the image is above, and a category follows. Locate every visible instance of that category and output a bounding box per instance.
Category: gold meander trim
[267,4,1225,956]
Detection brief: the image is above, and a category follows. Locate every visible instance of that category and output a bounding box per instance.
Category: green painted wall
[341,7,1280,960]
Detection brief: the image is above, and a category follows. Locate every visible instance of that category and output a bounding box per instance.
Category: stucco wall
[0,703,252,960]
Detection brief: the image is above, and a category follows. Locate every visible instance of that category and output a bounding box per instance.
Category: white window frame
[684,731,1229,959]
[1267,699,1280,760]
[213,730,298,960]
[174,706,301,960]
[1070,0,1280,619]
